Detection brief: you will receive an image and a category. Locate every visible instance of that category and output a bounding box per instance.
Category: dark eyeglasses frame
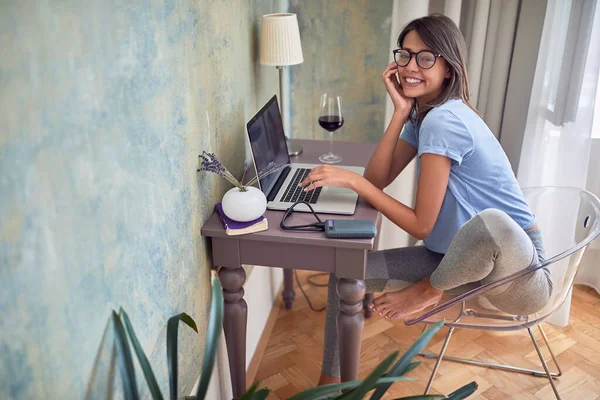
[393,49,443,70]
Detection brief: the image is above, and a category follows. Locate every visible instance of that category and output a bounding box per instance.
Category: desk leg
[363,293,374,318]
[218,266,247,398]
[337,278,366,382]
[282,269,295,309]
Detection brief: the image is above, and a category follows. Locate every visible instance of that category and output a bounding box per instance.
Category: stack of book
[215,203,268,236]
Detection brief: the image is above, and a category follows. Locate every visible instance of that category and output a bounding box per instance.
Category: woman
[297,14,552,385]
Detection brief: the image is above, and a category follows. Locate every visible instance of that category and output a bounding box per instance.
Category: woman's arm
[360,153,451,239]
[364,62,416,189]
[299,153,451,240]
[363,113,417,190]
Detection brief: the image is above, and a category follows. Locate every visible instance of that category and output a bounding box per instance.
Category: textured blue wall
[288,0,393,143]
[0,1,279,398]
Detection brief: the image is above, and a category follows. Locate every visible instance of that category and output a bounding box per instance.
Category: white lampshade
[260,13,304,67]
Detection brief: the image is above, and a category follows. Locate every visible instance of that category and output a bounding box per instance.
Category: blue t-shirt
[400,99,535,254]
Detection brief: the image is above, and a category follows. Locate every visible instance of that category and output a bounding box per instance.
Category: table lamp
[260,13,304,156]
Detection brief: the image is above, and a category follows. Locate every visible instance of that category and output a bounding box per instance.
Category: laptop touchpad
[325,186,356,197]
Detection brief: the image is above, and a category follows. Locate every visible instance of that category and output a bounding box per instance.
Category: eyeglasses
[393,49,442,70]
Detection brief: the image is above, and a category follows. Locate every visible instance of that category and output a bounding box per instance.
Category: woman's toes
[376,304,390,316]
[372,294,387,307]
[390,312,402,321]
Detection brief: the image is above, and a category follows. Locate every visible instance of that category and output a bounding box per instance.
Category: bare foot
[318,373,341,386]
[368,277,443,320]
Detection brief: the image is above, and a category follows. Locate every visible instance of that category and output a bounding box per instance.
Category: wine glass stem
[329,131,334,155]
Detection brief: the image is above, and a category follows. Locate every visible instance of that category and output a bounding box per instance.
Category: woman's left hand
[298,165,363,192]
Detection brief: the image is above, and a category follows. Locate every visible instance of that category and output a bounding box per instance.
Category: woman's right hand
[382,62,414,119]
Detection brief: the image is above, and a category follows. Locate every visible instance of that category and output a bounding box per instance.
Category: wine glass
[318,93,344,164]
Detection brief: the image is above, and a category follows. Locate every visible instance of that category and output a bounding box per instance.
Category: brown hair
[398,14,478,122]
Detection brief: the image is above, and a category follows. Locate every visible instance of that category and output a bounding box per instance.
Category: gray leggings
[321,208,552,377]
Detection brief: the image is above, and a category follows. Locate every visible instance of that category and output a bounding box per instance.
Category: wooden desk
[201,139,380,397]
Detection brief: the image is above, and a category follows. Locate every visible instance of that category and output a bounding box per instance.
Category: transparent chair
[403,187,600,399]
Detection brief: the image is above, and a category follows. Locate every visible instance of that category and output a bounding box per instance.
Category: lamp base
[287,140,303,157]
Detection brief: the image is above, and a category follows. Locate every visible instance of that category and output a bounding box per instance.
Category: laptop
[247,95,365,215]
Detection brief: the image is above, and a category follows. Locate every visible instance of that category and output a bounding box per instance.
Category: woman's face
[398,30,450,105]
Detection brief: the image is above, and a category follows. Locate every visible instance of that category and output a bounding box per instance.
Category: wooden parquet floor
[253,270,600,399]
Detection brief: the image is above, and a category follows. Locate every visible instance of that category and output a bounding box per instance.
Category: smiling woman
[392,14,477,122]
[311,14,551,388]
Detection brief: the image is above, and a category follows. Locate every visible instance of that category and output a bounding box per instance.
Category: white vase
[221,186,267,222]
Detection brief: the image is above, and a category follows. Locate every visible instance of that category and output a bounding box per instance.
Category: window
[546,0,597,127]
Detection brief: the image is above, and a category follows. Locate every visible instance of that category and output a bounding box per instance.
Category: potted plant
[93,277,477,399]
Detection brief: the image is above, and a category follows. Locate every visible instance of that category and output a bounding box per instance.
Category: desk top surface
[201,139,381,250]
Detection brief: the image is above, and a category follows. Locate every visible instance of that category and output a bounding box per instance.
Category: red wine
[318,115,344,132]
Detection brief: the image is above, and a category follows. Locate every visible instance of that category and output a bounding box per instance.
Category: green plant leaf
[447,381,478,399]
[336,351,399,400]
[400,361,421,376]
[167,312,200,400]
[252,388,271,400]
[112,310,139,400]
[250,387,270,400]
[370,321,444,400]
[119,308,164,400]
[194,277,225,399]
[177,313,199,333]
[289,377,414,400]
[235,381,259,400]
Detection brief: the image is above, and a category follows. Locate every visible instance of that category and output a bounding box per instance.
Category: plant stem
[245,165,288,187]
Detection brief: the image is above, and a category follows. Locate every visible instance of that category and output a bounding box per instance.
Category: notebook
[215,203,268,235]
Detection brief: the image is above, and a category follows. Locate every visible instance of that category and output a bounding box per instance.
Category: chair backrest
[405,187,600,330]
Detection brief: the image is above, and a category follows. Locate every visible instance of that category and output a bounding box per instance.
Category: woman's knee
[478,208,530,248]
[478,208,514,230]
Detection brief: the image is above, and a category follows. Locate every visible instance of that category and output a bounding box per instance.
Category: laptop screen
[247,95,290,195]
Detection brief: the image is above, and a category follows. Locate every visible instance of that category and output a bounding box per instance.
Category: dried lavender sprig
[198,152,237,180]
[220,168,243,186]
[245,162,289,186]
[240,160,249,186]
[197,166,245,190]
[197,152,246,190]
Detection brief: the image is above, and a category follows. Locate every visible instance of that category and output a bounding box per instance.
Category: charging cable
[279,200,333,311]
[280,201,325,232]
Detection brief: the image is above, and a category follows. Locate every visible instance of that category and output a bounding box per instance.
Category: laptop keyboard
[279,168,322,204]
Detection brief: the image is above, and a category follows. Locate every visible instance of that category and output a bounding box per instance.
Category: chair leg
[538,324,563,377]
[424,327,455,394]
[528,327,561,399]
[419,323,561,379]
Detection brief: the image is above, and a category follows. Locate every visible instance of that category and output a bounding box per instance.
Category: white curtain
[516,0,600,325]
[379,0,520,249]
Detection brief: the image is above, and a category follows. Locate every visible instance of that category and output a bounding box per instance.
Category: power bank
[324,219,377,239]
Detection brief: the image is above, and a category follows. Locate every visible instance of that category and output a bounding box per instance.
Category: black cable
[294,269,326,312]
[282,201,329,311]
[307,272,329,287]
[280,201,325,232]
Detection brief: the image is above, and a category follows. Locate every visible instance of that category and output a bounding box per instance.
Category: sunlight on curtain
[593,76,600,138]
[517,0,600,324]
[518,0,599,190]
